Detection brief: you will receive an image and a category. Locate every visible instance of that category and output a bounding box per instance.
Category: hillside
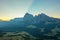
[0,13,60,40]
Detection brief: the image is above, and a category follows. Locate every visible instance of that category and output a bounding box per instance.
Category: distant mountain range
[0,13,60,28]
[0,13,60,40]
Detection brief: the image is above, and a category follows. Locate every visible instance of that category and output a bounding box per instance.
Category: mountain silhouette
[23,13,34,25]
[0,13,60,30]
[0,13,60,40]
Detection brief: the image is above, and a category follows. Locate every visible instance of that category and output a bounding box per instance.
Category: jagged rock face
[23,13,34,25]
[36,13,51,21]
[24,13,33,20]
[23,13,52,24]
[34,13,50,24]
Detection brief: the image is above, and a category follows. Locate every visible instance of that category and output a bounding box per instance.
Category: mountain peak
[24,13,33,20]
[37,13,49,18]
[38,13,47,16]
[36,13,51,21]
[25,13,31,16]
[24,13,32,17]
[40,13,46,15]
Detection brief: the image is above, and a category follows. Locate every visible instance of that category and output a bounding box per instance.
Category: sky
[0,0,60,21]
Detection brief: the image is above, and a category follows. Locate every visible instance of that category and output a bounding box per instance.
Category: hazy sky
[0,0,60,20]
